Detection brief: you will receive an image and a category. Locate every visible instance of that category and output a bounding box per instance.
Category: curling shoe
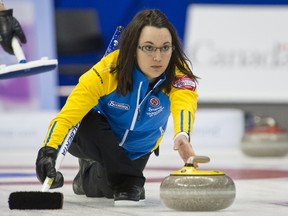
[72,158,96,195]
[114,186,145,206]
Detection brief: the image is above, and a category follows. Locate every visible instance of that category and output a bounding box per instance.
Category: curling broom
[8,25,124,210]
[8,123,80,210]
[0,37,58,79]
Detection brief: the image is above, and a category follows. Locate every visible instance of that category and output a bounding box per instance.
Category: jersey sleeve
[42,51,119,149]
[169,73,198,139]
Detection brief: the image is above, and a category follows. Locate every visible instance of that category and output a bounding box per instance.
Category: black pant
[69,110,149,196]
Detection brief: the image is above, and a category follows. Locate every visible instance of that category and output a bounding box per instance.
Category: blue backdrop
[54,0,288,48]
[54,0,288,107]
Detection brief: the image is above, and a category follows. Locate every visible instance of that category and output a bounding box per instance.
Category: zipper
[119,79,163,146]
[137,107,141,121]
[119,82,142,146]
[130,82,143,129]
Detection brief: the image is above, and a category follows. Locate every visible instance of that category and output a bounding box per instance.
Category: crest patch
[149,96,160,107]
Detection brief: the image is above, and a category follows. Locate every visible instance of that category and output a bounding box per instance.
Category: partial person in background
[35,9,199,206]
[0,0,26,55]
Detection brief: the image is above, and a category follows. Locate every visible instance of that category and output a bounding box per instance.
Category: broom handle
[41,122,80,192]
[41,25,124,192]
[104,26,124,56]
[11,37,27,63]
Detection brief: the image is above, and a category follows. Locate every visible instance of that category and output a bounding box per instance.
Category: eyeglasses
[138,45,174,56]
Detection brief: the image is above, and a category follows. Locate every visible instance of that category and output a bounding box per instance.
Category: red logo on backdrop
[149,97,160,107]
[172,75,196,91]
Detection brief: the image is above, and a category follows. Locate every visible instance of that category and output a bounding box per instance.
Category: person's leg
[82,160,114,198]
[69,110,146,200]
[79,152,150,199]
[113,152,150,203]
[130,153,150,199]
[72,158,98,196]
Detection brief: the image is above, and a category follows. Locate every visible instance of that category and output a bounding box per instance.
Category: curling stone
[241,117,288,157]
[160,156,236,211]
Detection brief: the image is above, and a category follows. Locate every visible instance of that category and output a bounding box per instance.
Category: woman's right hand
[35,146,64,189]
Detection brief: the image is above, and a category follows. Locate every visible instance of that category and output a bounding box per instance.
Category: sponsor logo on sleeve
[172,75,196,91]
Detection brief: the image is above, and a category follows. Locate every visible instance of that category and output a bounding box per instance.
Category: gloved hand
[0,9,27,55]
[36,146,64,189]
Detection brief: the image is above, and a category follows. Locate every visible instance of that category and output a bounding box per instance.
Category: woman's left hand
[173,134,197,164]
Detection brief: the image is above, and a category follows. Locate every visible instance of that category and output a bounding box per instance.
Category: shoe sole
[114,199,145,207]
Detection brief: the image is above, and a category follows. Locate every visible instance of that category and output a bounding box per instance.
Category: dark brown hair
[112,9,198,95]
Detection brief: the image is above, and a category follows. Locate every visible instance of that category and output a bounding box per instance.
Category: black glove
[36,146,64,189]
[0,9,27,55]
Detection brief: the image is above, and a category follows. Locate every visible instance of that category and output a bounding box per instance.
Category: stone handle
[186,156,210,165]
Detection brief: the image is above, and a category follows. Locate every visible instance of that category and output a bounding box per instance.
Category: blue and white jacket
[43,50,198,160]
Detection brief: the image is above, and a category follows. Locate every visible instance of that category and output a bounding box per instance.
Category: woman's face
[136,26,173,83]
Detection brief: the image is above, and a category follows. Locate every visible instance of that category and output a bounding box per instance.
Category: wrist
[174,132,189,141]
[0,1,4,10]
[0,8,12,16]
[38,146,58,160]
